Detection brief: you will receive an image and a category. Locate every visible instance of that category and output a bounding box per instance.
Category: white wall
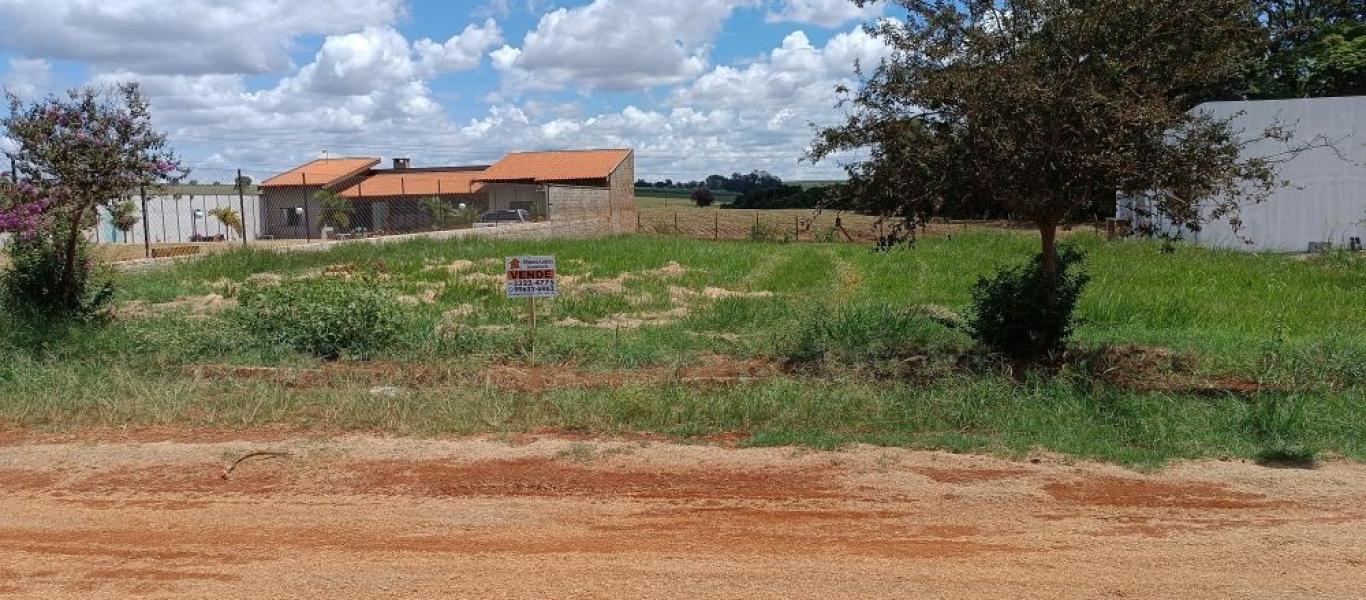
[1121,96,1366,252]
[93,193,264,244]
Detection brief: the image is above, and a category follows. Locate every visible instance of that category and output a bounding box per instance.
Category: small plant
[421,198,476,229]
[237,277,405,360]
[967,244,1089,369]
[109,200,139,243]
[1246,394,1317,467]
[749,221,782,242]
[208,206,244,239]
[315,190,354,232]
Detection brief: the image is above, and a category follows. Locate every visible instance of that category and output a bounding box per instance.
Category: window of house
[283,207,301,226]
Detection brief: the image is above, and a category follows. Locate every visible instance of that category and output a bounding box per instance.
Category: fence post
[714,209,719,241]
[794,215,799,242]
[237,169,248,246]
[301,173,312,242]
[140,186,151,258]
[674,211,679,235]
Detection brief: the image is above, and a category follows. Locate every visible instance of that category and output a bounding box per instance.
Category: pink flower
[154,159,176,174]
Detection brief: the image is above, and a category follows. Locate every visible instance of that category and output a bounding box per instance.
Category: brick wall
[608,150,638,233]
[547,185,614,236]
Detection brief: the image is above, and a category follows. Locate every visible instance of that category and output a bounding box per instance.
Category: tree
[234,175,253,192]
[1,83,181,315]
[314,190,353,232]
[691,186,716,207]
[208,206,244,239]
[109,200,140,243]
[1220,1,1366,99]
[811,0,1313,277]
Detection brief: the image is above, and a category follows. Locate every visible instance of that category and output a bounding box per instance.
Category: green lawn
[2,232,1362,466]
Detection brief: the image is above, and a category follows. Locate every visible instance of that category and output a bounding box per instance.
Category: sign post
[505,256,557,364]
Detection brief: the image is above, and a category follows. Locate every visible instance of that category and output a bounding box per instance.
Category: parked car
[475,209,531,227]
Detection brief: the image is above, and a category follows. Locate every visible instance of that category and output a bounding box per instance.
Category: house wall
[1119,96,1366,252]
[547,185,614,236]
[260,186,324,240]
[607,150,638,233]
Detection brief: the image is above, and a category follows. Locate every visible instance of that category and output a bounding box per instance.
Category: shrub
[1,234,113,321]
[967,244,1089,368]
[237,277,404,360]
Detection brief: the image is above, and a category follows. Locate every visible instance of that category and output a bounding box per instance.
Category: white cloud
[0,0,406,75]
[34,6,877,181]
[494,0,760,92]
[415,19,505,74]
[673,26,890,115]
[766,0,884,28]
[2,57,51,98]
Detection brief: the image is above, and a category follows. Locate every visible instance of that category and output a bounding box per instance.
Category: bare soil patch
[0,436,1363,598]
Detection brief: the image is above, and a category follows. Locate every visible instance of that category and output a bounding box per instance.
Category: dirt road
[1,433,1363,599]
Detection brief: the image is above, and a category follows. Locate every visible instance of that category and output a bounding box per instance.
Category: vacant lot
[1,232,1363,465]
[1,435,1364,599]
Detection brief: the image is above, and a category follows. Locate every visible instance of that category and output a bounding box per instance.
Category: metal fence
[78,165,555,259]
[637,207,890,242]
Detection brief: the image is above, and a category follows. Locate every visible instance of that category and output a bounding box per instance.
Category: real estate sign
[505,256,558,298]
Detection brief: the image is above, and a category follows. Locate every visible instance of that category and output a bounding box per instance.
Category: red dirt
[1043,476,1272,509]
[0,435,1363,599]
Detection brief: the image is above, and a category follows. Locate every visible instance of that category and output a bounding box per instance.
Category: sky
[0,0,897,183]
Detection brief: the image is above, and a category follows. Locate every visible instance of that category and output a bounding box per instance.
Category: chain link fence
[81,165,556,261]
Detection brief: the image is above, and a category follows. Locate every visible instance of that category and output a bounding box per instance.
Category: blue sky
[0,0,895,181]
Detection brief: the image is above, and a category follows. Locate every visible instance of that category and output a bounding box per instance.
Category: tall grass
[2,232,1362,465]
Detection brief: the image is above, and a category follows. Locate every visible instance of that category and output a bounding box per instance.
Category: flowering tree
[1,83,182,316]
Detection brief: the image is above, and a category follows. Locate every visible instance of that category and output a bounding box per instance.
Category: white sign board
[505,255,558,298]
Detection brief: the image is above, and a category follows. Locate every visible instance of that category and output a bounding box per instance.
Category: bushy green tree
[691,186,716,207]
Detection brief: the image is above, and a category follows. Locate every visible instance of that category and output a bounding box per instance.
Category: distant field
[635,196,1062,242]
[2,233,1362,465]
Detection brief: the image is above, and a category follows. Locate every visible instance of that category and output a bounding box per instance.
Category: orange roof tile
[261,158,380,188]
[337,170,486,198]
[475,149,631,183]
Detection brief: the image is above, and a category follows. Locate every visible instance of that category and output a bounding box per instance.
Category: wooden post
[794,215,800,242]
[714,209,719,241]
[140,186,151,258]
[674,211,679,235]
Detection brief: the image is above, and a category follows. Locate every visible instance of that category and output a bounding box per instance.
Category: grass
[2,231,1363,466]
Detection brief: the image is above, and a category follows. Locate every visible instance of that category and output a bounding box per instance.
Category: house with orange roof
[475,148,636,235]
[259,157,380,239]
[258,149,636,239]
